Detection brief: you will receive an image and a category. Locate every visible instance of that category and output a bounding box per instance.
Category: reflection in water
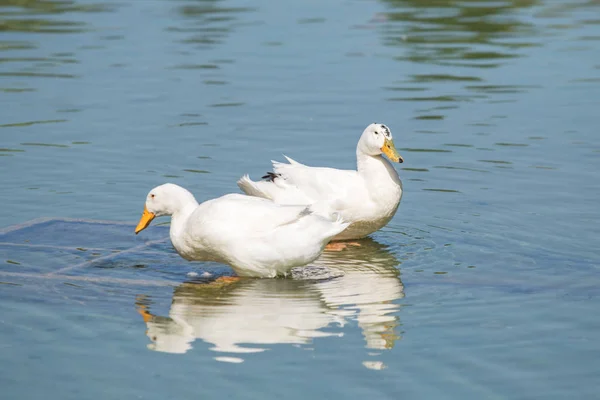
[0,0,111,93]
[379,0,538,67]
[379,0,600,114]
[378,0,541,111]
[0,0,111,34]
[167,0,255,108]
[169,0,255,48]
[136,239,404,367]
[312,239,404,352]
[137,279,337,356]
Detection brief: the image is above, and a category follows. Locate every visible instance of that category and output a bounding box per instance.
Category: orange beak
[135,205,155,234]
[381,138,403,163]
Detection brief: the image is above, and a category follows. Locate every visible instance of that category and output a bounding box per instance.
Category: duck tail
[237,174,273,199]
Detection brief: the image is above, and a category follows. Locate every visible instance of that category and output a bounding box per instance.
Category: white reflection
[136,238,404,363]
[363,361,387,370]
[312,239,404,350]
[137,279,338,356]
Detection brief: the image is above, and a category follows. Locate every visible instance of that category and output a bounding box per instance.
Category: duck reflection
[136,279,338,355]
[136,238,404,362]
[312,239,404,350]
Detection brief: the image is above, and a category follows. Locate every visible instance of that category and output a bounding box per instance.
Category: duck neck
[356,150,402,197]
[169,200,198,241]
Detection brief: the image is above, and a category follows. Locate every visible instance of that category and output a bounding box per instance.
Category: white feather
[237,123,403,240]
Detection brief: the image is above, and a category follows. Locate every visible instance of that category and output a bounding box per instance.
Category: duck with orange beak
[237,123,404,246]
[134,183,349,278]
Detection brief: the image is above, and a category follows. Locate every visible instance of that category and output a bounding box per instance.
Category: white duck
[134,183,349,278]
[237,123,404,242]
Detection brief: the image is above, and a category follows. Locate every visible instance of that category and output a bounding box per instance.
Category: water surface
[1,0,600,398]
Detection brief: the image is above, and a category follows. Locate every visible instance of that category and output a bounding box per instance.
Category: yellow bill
[381,138,404,163]
[135,205,155,234]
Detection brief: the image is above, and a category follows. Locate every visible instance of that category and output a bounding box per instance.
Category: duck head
[135,183,197,234]
[357,123,403,163]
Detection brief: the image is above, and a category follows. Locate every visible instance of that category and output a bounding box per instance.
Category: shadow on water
[135,238,404,369]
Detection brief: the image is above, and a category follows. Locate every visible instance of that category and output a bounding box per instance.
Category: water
[1,0,600,398]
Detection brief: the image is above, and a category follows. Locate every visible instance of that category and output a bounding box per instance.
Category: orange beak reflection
[135,205,156,234]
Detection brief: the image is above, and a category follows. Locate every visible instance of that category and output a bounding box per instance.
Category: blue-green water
[1,0,600,398]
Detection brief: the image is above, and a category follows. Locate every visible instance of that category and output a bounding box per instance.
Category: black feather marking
[299,207,312,217]
[261,172,280,182]
[380,124,391,137]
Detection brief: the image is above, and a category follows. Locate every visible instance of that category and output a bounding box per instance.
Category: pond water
[1,0,599,398]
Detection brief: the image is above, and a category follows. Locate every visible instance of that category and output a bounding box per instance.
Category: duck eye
[150,194,155,199]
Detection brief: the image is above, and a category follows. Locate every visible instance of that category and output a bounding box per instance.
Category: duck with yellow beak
[237,123,404,245]
[134,183,350,278]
